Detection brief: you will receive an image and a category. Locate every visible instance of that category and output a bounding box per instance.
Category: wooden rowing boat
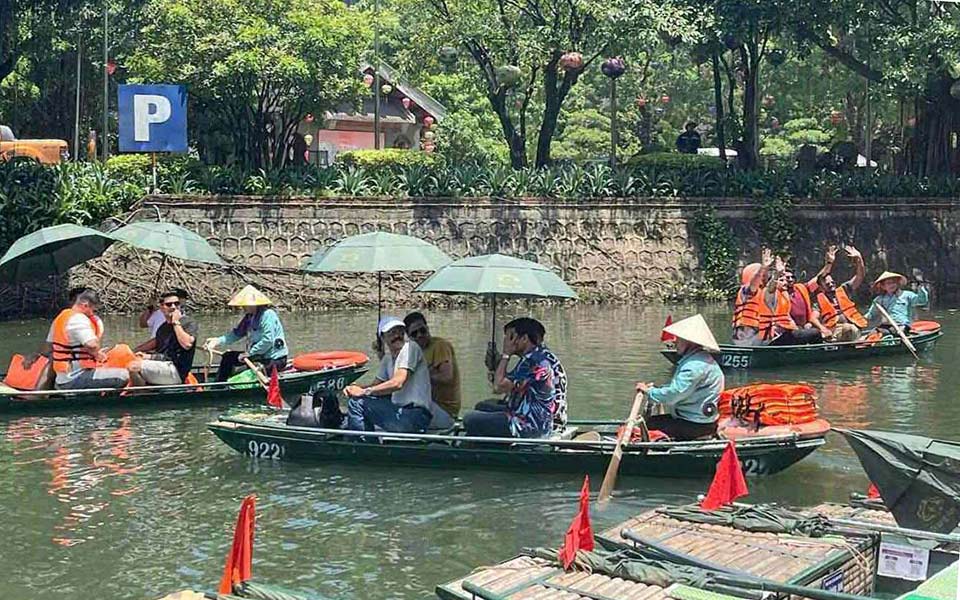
[0,364,367,412]
[207,414,827,478]
[661,328,942,370]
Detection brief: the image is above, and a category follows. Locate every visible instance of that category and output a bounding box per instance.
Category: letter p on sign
[118,84,188,153]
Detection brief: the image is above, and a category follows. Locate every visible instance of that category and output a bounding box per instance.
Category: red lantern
[305,113,315,123]
[401,97,411,109]
[363,73,374,87]
[660,94,670,104]
[830,110,842,126]
[423,115,435,127]
[106,60,117,76]
[559,52,584,71]
[635,96,647,108]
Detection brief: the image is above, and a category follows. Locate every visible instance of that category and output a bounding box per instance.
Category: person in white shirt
[48,290,128,390]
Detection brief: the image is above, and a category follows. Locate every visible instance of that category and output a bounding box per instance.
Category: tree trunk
[913,76,960,176]
[535,61,578,168]
[712,52,726,161]
[489,91,526,169]
[739,44,760,170]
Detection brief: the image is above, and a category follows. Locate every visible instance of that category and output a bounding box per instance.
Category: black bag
[286,387,344,429]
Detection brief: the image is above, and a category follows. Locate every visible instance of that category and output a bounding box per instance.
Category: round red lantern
[423,116,435,127]
[401,97,411,109]
[363,73,374,87]
[559,52,584,71]
[305,113,315,123]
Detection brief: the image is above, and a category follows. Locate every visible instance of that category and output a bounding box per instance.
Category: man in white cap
[636,314,724,440]
[203,285,288,381]
[863,271,929,331]
[343,316,443,433]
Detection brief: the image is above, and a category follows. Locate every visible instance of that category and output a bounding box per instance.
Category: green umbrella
[303,231,452,321]
[414,253,577,344]
[109,221,225,266]
[0,224,116,283]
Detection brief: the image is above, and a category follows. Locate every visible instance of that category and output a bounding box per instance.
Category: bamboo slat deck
[602,508,878,597]
[808,502,898,526]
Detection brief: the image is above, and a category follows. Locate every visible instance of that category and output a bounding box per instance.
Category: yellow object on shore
[227,285,273,307]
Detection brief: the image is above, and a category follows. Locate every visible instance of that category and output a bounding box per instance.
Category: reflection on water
[0,304,958,599]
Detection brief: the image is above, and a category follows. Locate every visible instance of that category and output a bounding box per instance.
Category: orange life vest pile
[718,383,819,427]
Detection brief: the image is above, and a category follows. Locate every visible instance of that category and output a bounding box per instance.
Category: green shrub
[628,152,728,172]
[335,149,439,170]
[105,154,153,186]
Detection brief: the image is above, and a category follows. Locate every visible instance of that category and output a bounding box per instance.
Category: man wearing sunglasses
[129,291,199,385]
[403,311,460,423]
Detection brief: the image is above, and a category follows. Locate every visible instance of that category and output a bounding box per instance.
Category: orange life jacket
[733,288,796,340]
[50,308,102,374]
[817,287,867,328]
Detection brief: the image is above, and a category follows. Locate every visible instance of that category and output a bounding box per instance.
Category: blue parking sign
[118,84,188,153]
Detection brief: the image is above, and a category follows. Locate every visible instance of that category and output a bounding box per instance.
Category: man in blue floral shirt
[464,318,556,438]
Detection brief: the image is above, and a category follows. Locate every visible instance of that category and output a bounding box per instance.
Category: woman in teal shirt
[204,285,288,381]
[636,314,724,440]
[864,271,929,330]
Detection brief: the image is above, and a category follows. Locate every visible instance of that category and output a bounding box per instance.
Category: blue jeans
[347,395,431,433]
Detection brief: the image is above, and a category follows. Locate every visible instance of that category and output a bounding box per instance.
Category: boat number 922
[247,440,285,460]
[740,458,766,476]
[720,355,751,369]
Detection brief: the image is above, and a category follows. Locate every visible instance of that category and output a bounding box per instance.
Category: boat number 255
[720,355,750,368]
[247,440,285,460]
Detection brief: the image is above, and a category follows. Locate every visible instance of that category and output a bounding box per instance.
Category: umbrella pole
[153,255,167,298]
[490,294,496,346]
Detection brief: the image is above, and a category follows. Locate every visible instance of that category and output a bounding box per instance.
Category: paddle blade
[558,476,595,569]
[661,315,676,342]
[219,495,256,594]
[266,368,283,409]
[701,441,749,510]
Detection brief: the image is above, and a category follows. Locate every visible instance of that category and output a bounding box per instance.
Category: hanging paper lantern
[106,60,117,76]
[423,131,436,141]
[423,115,435,127]
[429,122,438,130]
[305,113,315,123]
[438,46,459,66]
[950,80,960,100]
[660,94,670,104]
[303,134,314,146]
[762,94,775,107]
[601,57,626,79]
[381,84,393,95]
[495,65,522,88]
[635,96,647,108]
[363,73,374,87]
[768,49,787,67]
[559,52,584,71]
[830,110,843,126]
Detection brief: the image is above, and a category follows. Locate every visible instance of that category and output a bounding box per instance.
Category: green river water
[1,303,958,600]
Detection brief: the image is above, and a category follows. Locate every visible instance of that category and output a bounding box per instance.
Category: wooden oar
[873,302,919,359]
[598,391,647,506]
[241,357,271,390]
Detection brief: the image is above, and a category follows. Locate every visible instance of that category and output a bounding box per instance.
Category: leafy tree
[128,0,371,169]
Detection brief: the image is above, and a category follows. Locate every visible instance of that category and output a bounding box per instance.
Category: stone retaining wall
[3,195,959,316]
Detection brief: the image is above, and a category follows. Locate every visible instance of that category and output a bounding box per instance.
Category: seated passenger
[404,311,458,427]
[479,318,568,433]
[773,267,830,345]
[203,285,288,381]
[814,245,866,342]
[343,317,435,433]
[138,288,189,339]
[128,291,198,385]
[463,318,556,438]
[635,314,724,441]
[732,250,797,346]
[49,290,129,390]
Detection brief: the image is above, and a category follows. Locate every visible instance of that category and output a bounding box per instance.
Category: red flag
[558,475,594,569]
[219,494,256,594]
[266,367,283,409]
[700,441,749,510]
[867,482,881,499]
[661,315,676,342]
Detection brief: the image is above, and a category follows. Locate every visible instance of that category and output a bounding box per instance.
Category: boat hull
[208,417,825,478]
[662,330,942,370]
[0,365,366,412]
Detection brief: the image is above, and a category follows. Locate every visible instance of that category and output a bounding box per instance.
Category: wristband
[362,387,374,396]
[501,354,510,361]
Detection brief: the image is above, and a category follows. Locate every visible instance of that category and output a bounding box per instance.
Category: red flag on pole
[867,482,881,499]
[219,494,256,594]
[266,367,283,409]
[661,315,676,342]
[558,475,594,569]
[700,440,749,510]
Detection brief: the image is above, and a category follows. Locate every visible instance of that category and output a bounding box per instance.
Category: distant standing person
[676,122,702,154]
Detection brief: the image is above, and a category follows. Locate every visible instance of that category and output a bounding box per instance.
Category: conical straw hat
[872,271,906,292]
[663,314,720,353]
[227,284,273,307]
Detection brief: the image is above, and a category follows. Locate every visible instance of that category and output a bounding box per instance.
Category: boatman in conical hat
[863,270,929,333]
[203,285,288,381]
[636,314,724,441]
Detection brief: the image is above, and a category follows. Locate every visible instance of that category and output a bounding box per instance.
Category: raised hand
[761,248,774,268]
[825,244,838,264]
[774,255,786,273]
[844,245,861,260]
